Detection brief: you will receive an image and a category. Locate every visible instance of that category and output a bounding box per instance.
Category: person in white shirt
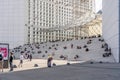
[18,53,24,67]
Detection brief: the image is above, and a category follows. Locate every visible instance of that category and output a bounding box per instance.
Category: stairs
[11,37,115,63]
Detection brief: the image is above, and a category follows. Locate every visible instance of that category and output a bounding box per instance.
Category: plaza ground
[0,59,84,73]
[0,59,120,80]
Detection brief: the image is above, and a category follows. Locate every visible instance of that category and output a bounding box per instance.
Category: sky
[95,0,102,12]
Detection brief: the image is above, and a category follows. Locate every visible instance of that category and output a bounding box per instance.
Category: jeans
[10,62,13,71]
[47,61,51,67]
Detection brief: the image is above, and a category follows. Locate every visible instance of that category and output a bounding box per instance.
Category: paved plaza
[0,59,83,73]
[0,62,120,80]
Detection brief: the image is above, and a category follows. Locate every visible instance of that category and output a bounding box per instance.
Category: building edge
[118,0,120,63]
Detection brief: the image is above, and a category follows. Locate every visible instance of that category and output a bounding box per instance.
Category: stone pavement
[0,62,120,80]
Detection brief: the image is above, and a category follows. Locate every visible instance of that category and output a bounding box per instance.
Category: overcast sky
[95,0,102,12]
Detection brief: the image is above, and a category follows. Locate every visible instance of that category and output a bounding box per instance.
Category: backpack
[0,54,3,60]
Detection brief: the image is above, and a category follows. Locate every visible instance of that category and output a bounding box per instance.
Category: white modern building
[102,0,120,62]
[26,0,96,43]
[0,0,95,48]
[26,0,73,43]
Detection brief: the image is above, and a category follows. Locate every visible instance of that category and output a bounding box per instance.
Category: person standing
[29,54,32,61]
[47,55,53,67]
[9,52,14,71]
[71,44,73,48]
[18,53,24,68]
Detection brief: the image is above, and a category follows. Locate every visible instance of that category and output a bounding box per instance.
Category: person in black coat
[29,54,32,61]
[9,52,14,71]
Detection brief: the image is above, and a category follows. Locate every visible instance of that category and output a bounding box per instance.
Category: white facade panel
[102,0,119,62]
[0,0,27,49]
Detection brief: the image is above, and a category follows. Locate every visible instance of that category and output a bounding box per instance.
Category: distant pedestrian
[29,54,32,61]
[27,54,29,59]
[71,44,73,48]
[9,52,14,71]
[18,53,24,67]
[25,53,28,59]
[47,55,53,67]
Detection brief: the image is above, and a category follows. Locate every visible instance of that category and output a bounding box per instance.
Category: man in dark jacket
[9,52,13,71]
